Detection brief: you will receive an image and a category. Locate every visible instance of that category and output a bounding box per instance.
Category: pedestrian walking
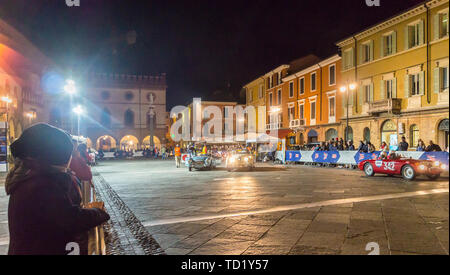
[5,123,110,255]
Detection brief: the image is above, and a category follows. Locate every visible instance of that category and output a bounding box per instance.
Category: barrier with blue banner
[285,150,449,167]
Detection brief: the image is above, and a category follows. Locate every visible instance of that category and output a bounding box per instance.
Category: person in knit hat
[6,123,110,255]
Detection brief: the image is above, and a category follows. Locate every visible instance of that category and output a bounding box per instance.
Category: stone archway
[96,135,117,151]
[325,128,338,141]
[120,135,139,150]
[143,135,161,149]
[381,119,397,148]
[307,129,318,143]
[437,118,449,151]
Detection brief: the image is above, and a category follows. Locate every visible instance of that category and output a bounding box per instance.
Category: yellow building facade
[244,77,266,131]
[337,0,449,150]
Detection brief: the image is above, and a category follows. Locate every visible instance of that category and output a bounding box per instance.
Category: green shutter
[404,75,410,98]
[369,83,374,102]
[380,80,385,100]
[419,71,425,95]
[350,48,354,68]
[433,67,441,94]
[359,45,363,65]
[392,31,397,54]
[359,86,363,105]
[380,37,385,58]
[392,78,397,98]
[405,26,410,50]
[369,40,374,61]
[419,20,425,45]
[434,14,440,40]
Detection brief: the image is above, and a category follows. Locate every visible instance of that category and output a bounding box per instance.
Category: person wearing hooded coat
[5,123,110,255]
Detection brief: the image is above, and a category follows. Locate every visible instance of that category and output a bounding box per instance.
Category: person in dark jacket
[426,140,442,152]
[398,136,409,151]
[5,123,110,255]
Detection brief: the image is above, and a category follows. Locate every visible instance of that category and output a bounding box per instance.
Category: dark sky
[0,0,424,108]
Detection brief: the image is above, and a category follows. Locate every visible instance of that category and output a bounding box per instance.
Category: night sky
[0,0,424,108]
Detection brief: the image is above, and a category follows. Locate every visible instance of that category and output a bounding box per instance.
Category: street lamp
[340,83,357,142]
[64,79,77,95]
[72,105,84,136]
[64,79,77,134]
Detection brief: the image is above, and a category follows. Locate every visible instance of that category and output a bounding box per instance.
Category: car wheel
[364,163,375,177]
[426,174,440,180]
[402,165,416,180]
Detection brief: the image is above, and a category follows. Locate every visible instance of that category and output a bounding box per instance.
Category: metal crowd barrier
[81,181,106,255]
[284,150,449,169]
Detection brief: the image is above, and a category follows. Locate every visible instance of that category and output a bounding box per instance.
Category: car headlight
[441,164,447,170]
[229,158,235,163]
[433,161,440,167]
[419,164,426,170]
[244,157,249,162]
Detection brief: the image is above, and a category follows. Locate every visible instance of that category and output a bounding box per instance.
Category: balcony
[266,122,282,131]
[289,119,299,128]
[369,98,402,115]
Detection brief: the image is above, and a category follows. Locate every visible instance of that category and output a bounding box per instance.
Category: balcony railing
[289,119,299,128]
[266,122,282,131]
[369,98,402,114]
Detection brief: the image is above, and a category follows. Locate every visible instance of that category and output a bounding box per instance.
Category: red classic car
[359,157,446,180]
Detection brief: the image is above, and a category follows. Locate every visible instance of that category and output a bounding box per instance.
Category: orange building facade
[261,55,343,146]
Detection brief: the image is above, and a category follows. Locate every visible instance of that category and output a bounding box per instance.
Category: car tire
[401,165,416,180]
[364,163,375,177]
[426,174,440,180]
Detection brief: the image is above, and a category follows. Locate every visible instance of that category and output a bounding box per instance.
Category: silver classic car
[186,153,220,171]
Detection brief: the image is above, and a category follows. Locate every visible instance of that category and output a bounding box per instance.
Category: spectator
[337,140,344,151]
[357,141,366,153]
[380,142,388,151]
[347,140,355,150]
[161,146,167,160]
[416,139,426,152]
[426,140,442,152]
[398,136,409,151]
[368,142,376,153]
[5,123,109,255]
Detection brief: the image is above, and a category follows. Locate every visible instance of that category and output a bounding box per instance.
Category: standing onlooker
[416,139,426,152]
[174,144,182,167]
[161,146,167,160]
[380,142,388,151]
[5,123,109,255]
[398,136,409,151]
[426,140,442,152]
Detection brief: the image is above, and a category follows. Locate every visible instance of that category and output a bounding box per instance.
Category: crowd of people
[296,136,446,153]
[5,123,110,255]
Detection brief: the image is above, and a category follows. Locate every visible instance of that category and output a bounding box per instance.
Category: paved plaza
[0,159,448,255]
[96,159,448,255]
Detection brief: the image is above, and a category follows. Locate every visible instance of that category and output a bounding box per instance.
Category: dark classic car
[186,153,219,171]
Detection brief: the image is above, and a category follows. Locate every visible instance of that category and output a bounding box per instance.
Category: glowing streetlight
[64,79,77,94]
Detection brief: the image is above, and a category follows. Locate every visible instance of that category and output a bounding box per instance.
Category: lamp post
[64,79,77,134]
[339,83,357,142]
[72,105,84,137]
